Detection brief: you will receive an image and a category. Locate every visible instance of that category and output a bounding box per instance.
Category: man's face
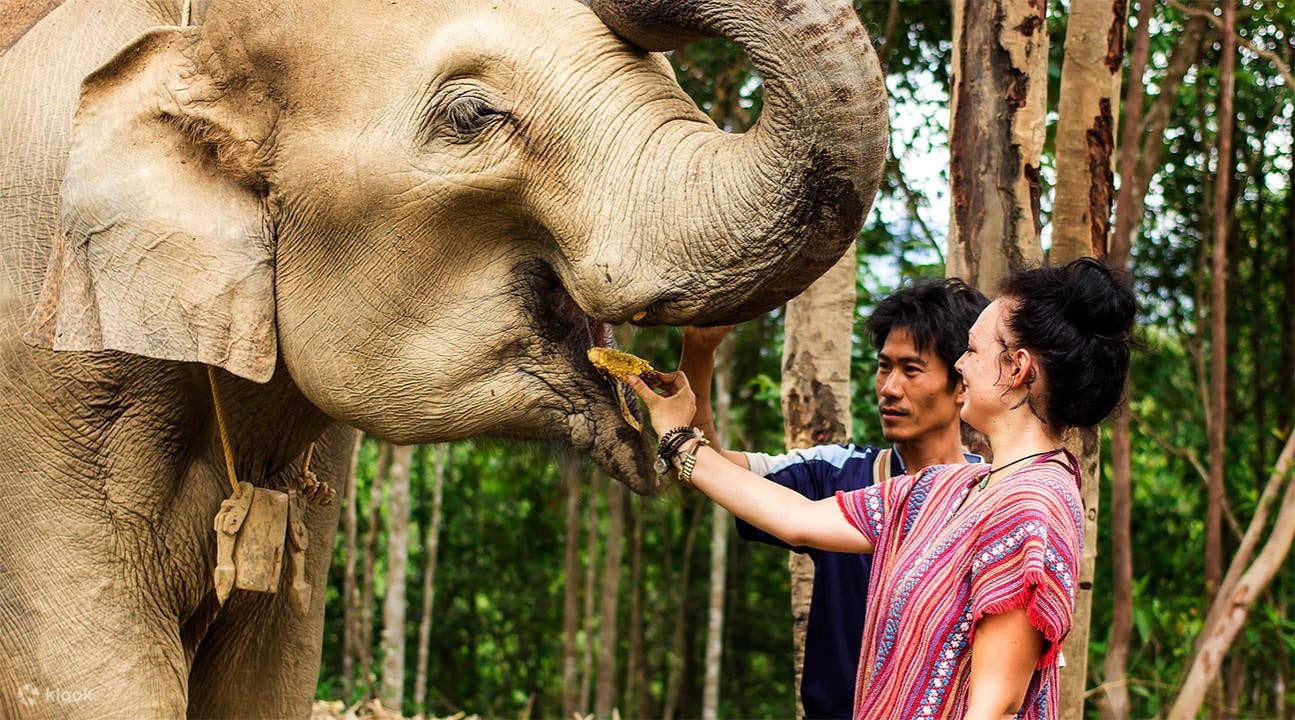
[875,327,965,444]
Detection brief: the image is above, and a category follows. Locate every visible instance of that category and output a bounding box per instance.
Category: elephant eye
[443,95,507,141]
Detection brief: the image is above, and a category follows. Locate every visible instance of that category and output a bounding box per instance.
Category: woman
[627,258,1135,720]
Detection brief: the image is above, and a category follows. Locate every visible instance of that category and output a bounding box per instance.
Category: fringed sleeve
[967,484,1083,669]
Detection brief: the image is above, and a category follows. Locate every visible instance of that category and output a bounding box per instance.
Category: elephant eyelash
[439,95,508,142]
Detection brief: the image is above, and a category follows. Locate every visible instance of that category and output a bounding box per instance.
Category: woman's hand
[626,371,697,436]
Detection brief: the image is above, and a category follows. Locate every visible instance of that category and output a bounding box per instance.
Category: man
[679,278,988,719]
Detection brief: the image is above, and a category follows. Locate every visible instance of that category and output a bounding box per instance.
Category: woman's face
[954,299,1015,432]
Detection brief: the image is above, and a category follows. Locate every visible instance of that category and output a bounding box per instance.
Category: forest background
[314,1,1295,718]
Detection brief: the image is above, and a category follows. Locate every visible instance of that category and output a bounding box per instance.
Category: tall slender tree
[594,478,625,718]
[359,442,392,697]
[560,460,585,719]
[341,434,364,696]
[1050,2,1127,716]
[702,338,735,720]
[380,444,413,713]
[1285,92,1295,435]
[413,444,448,714]
[1103,3,1155,717]
[624,496,647,720]
[579,472,601,715]
[782,247,855,717]
[1205,0,1237,611]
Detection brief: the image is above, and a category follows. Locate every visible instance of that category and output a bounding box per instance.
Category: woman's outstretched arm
[627,372,873,554]
[685,443,874,553]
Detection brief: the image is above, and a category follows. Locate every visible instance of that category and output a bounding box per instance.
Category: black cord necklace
[975,448,1063,491]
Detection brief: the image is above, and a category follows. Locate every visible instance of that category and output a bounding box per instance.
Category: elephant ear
[25,27,278,383]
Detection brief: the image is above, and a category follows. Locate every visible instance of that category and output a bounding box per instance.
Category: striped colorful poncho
[835,450,1083,720]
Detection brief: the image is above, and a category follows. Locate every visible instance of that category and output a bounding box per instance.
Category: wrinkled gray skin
[0,0,886,716]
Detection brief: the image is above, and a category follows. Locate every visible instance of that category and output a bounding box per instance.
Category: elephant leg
[0,551,190,719]
[186,588,325,718]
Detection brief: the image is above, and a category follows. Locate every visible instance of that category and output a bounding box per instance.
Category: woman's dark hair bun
[1060,257,1136,340]
[998,257,1137,428]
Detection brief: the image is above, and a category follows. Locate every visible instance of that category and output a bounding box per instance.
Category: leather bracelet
[656,426,696,474]
[658,427,692,457]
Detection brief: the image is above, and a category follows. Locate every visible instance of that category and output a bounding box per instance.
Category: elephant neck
[202,363,334,492]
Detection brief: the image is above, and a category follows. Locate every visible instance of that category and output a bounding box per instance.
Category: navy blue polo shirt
[737,444,980,720]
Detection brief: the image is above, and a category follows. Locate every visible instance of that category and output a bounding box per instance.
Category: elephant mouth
[516,259,660,492]
[572,316,662,493]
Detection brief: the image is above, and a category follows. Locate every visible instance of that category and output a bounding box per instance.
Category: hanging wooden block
[231,486,289,594]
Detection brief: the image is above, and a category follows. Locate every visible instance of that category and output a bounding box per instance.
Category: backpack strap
[872,447,894,485]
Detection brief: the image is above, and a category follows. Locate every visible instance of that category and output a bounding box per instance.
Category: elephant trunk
[586,0,888,325]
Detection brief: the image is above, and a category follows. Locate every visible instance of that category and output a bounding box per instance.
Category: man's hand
[682,325,736,355]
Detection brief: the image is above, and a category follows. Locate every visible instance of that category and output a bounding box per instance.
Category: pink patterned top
[835,450,1082,720]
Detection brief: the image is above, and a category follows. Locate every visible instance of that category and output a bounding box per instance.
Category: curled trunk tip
[589,0,714,51]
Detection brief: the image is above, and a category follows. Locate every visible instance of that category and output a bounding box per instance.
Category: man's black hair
[864,277,989,389]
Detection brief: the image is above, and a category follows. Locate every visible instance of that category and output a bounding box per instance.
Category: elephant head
[26,0,887,492]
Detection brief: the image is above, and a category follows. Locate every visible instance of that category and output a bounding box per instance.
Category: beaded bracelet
[673,435,711,488]
[676,451,698,488]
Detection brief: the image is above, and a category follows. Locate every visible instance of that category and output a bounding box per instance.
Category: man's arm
[679,326,749,468]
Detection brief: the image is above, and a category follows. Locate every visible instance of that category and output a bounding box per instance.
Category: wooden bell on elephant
[213,483,289,602]
[211,485,314,614]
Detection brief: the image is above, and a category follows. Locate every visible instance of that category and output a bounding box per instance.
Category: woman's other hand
[626,371,697,436]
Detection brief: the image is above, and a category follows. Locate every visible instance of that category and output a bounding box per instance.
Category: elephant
[0,0,887,716]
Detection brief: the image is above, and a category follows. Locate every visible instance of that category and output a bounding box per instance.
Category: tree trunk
[1206,0,1236,608]
[1051,0,1123,262]
[782,245,855,716]
[1284,108,1295,434]
[413,444,448,714]
[625,496,646,720]
[1169,431,1295,719]
[1050,1,1127,716]
[1249,141,1268,488]
[359,442,393,698]
[702,339,736,720]
[341,434,364,697]
[561,460,584,719]
[1101,3,1153,716]
[579,472,601,716]
[594,478,625,718]
[946,0,1047,290]
[663,499,706,720]
[380,444,413,714]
